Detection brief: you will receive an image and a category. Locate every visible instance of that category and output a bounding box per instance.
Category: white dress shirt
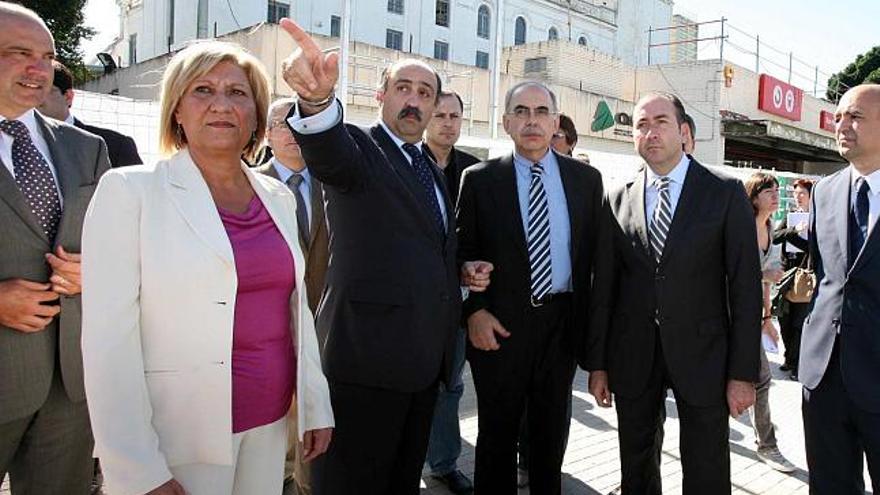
[0,109,63,202]
[287,100,448,229]
[645,153,690,227]
[850,165,880,236]
[271,159,312,226]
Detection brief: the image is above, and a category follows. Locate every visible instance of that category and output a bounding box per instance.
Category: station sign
[819,110,835,133]
[758,74,803,121]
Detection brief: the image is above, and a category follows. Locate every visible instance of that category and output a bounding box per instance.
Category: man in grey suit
[801,84,880,494]
[256,97,329,495]
[0,4,111,493]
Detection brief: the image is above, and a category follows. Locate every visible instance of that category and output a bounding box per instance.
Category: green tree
[827,46,880,103]
[19,0,96,84]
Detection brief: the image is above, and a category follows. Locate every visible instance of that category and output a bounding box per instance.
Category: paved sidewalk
[3,345,873,494]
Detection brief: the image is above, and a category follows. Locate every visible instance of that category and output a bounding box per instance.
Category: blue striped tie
[528,162,552,300]
[649,177,672,263]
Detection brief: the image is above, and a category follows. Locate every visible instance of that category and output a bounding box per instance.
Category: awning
[722,119,844,165]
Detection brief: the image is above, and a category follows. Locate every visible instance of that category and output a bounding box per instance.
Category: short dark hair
[438,90,464,113]
[683,113,696,137]
[379,59,443,103]
[792,178,814,194]
[557,113,577,146]
[637,91,687,126]
[52,60,74,94]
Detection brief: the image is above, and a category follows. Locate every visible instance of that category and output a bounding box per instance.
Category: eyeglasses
[506,106,557,120]
[552,132,568,140]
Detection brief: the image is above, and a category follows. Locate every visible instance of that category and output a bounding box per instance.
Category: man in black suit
[588,92,761,494]
[801,84,880,494]
[421,90,479,495]
[456,81,611,494]
[38,61,142,167]
[279,20,479,495]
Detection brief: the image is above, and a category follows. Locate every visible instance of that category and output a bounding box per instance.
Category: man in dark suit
[38,60,142,168]
[421,90,479,495]
[588,92,761,494]
[279,20,471,494]
[801,84,880,494]
[0,4,111,493]
[256,97,329,495]
[457,81,611,494]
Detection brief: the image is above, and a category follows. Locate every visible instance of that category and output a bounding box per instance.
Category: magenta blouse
[218,195,296,433]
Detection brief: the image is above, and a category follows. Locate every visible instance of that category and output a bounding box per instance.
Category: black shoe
[433,470,473,495]
[779,363,791,372]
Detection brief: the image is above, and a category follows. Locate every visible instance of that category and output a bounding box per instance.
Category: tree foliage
[827,46,880,103]
[19,0,96,84]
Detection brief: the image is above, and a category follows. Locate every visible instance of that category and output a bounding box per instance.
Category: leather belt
[529,292,572,308]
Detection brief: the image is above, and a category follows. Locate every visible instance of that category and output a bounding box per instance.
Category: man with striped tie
[456,81,611,494]
[587,92,761,494]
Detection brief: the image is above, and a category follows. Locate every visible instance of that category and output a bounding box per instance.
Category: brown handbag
[785,255,815,303]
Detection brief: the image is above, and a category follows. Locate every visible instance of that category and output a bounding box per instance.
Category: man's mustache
[398,106,422,121]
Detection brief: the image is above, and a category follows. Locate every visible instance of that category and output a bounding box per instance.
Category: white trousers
[170,416,287,495]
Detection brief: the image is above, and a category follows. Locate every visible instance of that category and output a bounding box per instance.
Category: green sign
[592,100,614,132]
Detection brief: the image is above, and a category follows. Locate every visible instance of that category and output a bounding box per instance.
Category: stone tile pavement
[4,342,874,494]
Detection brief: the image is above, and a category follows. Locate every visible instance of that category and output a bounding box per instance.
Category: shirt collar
[64,114,75,125]
[849,165,880,195]
[271,158,310,185]
[513,148,555,170]
[0,109,40,138]
[646,153,690,187]
[378,119,423,154]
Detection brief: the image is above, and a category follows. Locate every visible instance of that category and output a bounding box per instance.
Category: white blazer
[81,149,334,495]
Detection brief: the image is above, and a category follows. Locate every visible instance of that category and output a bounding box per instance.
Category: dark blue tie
[849,177,870,266]
[0,119,62,241]
[402,143,444,232]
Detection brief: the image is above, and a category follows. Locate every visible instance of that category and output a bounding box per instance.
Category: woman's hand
[302,427,333,462]
[145,479,186,495]
[763,268,784,284]
[761,318,779,344]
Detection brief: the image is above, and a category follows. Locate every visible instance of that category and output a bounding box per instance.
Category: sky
[82,0,878,92]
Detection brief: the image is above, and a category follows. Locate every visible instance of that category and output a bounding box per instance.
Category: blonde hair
[158,41,270,162]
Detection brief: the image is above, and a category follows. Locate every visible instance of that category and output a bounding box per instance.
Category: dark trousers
[0,370,93,495]
[803,343,880,494]
[516,384,573,471]
[469,297,576,495]
[312,380,438,495]
[779,301,809,369]
[615,337,730,495]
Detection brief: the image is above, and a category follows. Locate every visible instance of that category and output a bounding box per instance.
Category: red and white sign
[758,74,803,121]
[819,110,836,133]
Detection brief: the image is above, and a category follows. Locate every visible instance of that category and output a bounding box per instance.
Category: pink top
[219,195,296,433]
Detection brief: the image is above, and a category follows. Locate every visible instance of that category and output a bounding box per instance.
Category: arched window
[578,36,588,46]
[477,4,490,39]
[548,26,558,41]
[514,16,526,45]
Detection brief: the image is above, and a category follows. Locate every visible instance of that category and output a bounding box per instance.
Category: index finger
[280,18,321,55]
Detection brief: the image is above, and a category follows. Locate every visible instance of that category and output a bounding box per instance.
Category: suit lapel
[38,115,81,246]
[0,159,45,242]
[558,155,584,262]
[308,176,324,251]
[166,150,234,266]
[657,159,700,264]
[625,167,651,259]
[844,171,880,272]
[491,154,528,262]
[370,124,442,242]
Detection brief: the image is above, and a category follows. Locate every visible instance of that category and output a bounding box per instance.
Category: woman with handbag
[773,178,814,379]
[742,173,796,473]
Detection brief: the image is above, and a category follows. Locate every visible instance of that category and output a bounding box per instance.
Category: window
[477,5,490,39]
[578,36,588,46]
[548,26,558,41]
[524,57,547,73]
[514,17,526,45]
[475,50,489,69]
[386,29,403,50]
[267,0,289,24]
[434,40,449,60]
[435,0,449,27]
[330,15,341,37]
[128,33,137,65]
[387,0,403,14]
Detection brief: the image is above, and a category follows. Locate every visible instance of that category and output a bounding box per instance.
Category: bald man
[801,84,880,494]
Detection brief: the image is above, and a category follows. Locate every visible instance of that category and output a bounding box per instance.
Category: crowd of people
[1,3,879,495]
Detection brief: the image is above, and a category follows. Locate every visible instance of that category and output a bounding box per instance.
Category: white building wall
[615,0,672,66]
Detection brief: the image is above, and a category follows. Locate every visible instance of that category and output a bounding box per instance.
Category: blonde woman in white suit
[80,41,334,495]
